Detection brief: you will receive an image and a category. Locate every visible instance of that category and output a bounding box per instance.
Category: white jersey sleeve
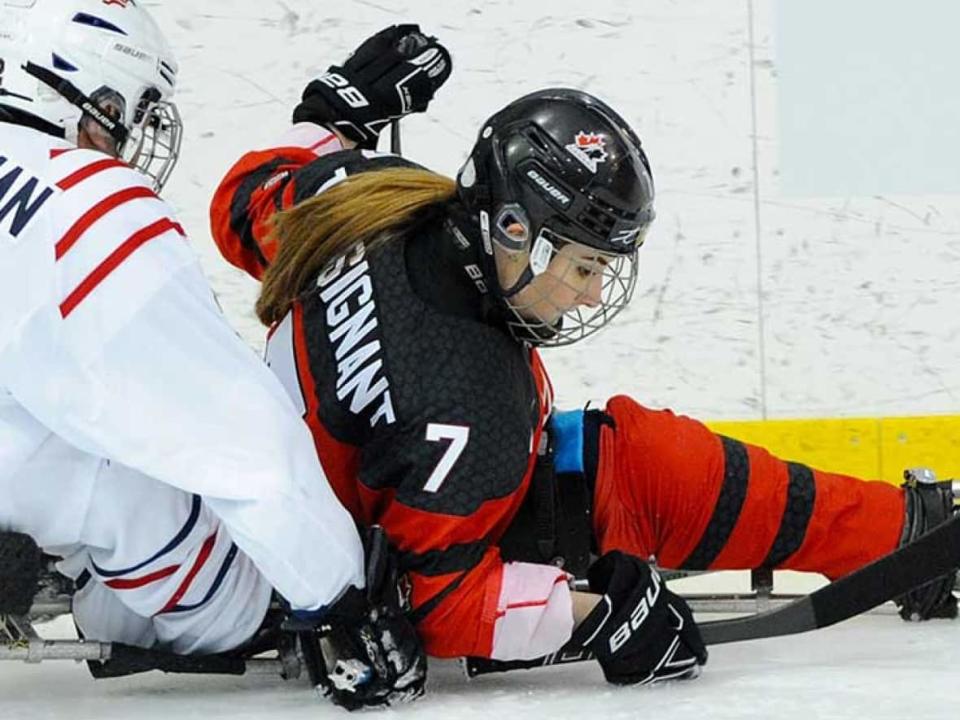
[491,562,575,660]
[0,137,363,610]
[274,122,348,157]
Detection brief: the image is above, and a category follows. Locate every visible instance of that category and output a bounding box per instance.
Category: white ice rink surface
[9,611,960,720]
[6,0,960,716]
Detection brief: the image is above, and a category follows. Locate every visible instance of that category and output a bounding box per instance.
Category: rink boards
[708,415,960,484]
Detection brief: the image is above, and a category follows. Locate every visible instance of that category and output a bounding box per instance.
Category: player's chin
[519,305,565,326]
[512,315,564,344]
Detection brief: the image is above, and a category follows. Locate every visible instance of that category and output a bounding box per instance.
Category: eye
[576,265,594,280]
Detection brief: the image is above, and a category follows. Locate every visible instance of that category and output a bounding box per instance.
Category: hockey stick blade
[464,512,960,677]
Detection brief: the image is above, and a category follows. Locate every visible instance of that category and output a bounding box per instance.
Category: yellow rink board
[704,415,960,485]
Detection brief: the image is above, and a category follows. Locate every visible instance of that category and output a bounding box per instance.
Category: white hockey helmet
[0,0,182,190]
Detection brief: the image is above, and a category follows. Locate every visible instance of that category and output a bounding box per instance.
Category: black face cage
[501,233,640,348]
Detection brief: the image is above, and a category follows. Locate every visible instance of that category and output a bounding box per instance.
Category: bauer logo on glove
[608,566,662,654]
[568,552,707,686]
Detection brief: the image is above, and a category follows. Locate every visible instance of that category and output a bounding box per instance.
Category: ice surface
[8,610,960,720]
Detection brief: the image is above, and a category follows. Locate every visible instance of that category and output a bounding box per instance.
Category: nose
[580,273,603,308]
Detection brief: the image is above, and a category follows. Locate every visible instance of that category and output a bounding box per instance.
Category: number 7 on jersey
[423,423,470,492]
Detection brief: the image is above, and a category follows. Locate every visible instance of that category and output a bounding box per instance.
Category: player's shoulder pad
[291,148,428,204]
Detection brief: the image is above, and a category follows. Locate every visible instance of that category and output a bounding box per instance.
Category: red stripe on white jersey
[494,576,568,618]
[55,185,156,259]
[496,599,549,616]
[308,133,339,152]
[49,148,77,159]
[104,564,180,590]
[57,158,128,191]
[158,531,219,614]
[59,217,186,318]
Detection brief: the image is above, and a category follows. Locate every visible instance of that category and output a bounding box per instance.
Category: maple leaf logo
[566,131,608,173]
[576,132,605,153]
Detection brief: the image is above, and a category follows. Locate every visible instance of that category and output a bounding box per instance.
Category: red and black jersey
[211,126,909,659]
[211,142,412,279]
[211,134,556,658]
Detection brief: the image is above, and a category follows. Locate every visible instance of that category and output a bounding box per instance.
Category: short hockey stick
[390,119,401,155]
[464,511,960,677]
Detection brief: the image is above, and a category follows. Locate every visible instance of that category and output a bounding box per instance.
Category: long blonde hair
[257,167,457,325]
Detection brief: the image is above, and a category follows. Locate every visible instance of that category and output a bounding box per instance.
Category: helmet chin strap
[499,265,534,298]
[492,220,561,299]
[0,102,65,137]
[21,61,128,148]
[0,86,32,103]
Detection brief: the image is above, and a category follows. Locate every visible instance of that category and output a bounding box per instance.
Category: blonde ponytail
[257,167,457,325]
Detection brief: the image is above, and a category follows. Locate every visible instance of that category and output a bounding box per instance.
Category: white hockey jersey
[0,123,364,651]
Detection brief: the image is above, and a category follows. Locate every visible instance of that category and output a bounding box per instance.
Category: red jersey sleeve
[208,123,345,279]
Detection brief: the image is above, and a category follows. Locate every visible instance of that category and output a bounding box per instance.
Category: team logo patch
[565,131,608,173]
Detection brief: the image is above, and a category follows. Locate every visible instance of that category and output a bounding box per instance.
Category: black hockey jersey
[211,130,566,658]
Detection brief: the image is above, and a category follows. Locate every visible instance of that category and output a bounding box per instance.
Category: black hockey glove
[0,531,41,616]
[288,527,426,711]
[569,551,707,686]
[293,24,452,148]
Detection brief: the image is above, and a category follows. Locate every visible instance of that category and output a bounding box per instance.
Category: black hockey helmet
[455,88,655,346]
